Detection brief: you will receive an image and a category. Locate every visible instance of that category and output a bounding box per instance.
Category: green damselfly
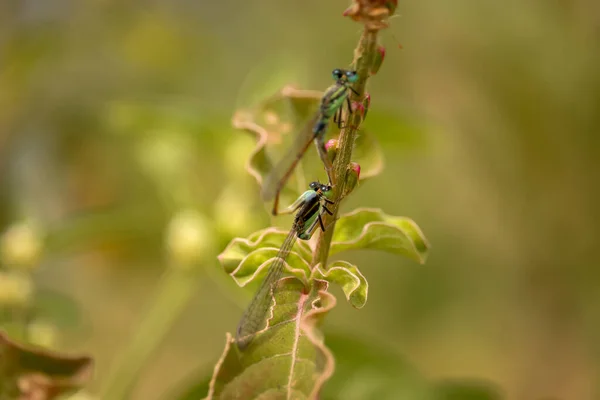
[262,69,358,216]
[236,181,334,349]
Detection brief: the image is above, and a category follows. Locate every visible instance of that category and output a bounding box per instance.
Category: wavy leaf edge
[314,260,368,309]
[332,207,430,264]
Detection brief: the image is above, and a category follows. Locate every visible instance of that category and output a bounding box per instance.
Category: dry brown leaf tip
[343,0,397,31]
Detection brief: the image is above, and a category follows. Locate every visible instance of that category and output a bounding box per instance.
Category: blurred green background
[1,0,598,399]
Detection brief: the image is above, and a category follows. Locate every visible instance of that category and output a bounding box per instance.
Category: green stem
[99,265,200,399]
[312,27,380,268]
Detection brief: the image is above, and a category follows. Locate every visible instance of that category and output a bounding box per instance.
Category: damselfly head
[331,69,344,81]
[319,183,332,193]
[308,181,332,194]
[345,70,358,83]
[332,68,359,84]
[309,181,321,191]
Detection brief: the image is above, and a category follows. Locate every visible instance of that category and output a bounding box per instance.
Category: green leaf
[0,331,93,400]
[217,228,312,285]
[320,331,432,400]
[205,279,336,400]
[218,228,312,270]
[313,261,368,309]
[331,208,429,264]
[228,248,311,287]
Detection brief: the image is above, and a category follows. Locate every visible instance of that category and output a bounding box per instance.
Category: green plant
[206,1,431,398]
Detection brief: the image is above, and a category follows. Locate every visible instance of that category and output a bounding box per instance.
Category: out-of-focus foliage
[0,332,92,399]
[1,0,598,399]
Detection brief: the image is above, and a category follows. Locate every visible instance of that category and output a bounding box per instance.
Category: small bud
[0,271,33,306]
[351,162,361,179]
[27,320,58,349]
[351,94,371,122]
[325,139,339,164]
[362,93,371,121]
[342,162,361,197]
[165,209,214,269]
[370,46,386,76]
[352,101,365,116]
[0,221,43,271]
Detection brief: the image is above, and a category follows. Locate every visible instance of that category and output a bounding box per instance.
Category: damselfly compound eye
[346,70,358,83]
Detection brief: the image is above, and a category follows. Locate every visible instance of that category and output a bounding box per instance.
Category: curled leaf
[227,247,311,287]
[314,261,368,309]
[331,208,429,264]
[218,228,312,273]
[0,331,93,400]
[232,85,384,207]
[232,86,323,209]
[205,279,336,400]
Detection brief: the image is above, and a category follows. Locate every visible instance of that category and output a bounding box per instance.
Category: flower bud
[370,46,386,76]
[165,209,214,269]
[325,139,339,164]
[0,271,33,307]
[342,162,361,197]
[0,222,43,271]
[362,93,371,121]
[352,93,371,122]
[352,101,365,116]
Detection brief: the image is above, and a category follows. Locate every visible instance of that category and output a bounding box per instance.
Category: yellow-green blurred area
[1,0,599,399]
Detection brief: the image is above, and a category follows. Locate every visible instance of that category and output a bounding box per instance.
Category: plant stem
[99,266,200,399]
[312,27,380,268]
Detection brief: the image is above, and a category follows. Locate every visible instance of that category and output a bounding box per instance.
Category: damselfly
[262,69,358,216]
[236,181,334,349]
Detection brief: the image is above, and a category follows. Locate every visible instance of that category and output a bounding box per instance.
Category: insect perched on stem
[236,181,334,350]
[261,69,359,216]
